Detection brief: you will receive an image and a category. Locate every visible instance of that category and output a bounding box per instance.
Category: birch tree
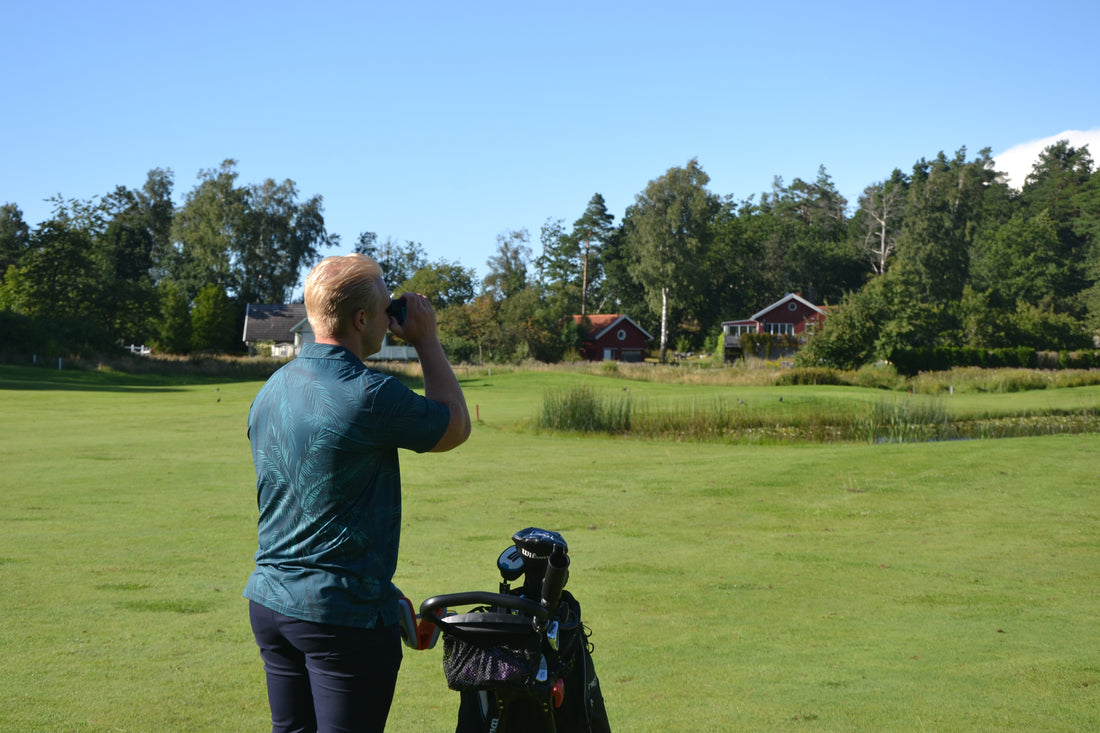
[626,159,719,361]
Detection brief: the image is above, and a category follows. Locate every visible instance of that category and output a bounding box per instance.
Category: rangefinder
[386,296,407,325]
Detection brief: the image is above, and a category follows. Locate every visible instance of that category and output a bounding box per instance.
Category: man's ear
[352,308,367,332]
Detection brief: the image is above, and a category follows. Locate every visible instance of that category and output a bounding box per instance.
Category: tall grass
[908,366,1100,393]
[538,386,863,443]
[540,384,632,433]
[537,385,1100,444]
[863,397,951,443]
[483,360,1100,393]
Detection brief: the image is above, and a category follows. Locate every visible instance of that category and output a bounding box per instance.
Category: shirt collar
[300,342,365,367]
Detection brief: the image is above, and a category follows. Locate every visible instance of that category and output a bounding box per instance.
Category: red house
[568,314,653,362]
[722,293,827,361]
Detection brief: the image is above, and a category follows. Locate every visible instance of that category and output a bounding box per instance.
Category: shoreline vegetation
[5,354,1099,445]
[530,362,1100,444]
[539,384,1100,444]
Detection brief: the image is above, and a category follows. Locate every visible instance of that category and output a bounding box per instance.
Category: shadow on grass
[0,365,193,393]
[0,361,430,393]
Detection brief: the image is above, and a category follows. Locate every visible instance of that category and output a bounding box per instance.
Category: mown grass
[1,364,1098,731]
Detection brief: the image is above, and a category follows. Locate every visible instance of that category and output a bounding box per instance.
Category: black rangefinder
[385,296,406,325]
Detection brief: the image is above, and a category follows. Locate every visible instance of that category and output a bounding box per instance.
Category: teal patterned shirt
[243,342,449,628]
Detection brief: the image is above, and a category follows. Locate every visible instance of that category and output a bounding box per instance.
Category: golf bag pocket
[442,634,543,692]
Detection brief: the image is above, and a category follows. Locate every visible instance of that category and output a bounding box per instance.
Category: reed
[539,384,632,433]
[536,385,1099,444]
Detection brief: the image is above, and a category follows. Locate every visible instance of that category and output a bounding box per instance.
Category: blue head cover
[511,528,569,599]
[511,527,568,560]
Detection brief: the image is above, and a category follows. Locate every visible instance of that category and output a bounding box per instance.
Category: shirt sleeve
[374,376,451,453]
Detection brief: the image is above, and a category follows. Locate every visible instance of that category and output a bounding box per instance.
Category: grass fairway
[1,364,1098,731]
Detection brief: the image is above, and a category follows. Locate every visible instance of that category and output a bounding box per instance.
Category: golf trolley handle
[419,591,549,628]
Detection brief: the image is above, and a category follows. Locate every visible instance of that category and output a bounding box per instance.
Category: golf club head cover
[497,545,525,582]
[512,527,569,600]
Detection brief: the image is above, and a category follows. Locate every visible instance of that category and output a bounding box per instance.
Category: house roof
[569,314,653,341]
[749,293,825,322]
[721,294,827,328]
[242,304,308,343]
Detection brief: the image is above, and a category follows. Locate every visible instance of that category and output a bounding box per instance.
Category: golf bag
[420,528,611,733]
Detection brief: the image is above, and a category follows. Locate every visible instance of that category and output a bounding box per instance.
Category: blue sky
[3,1,1099,286]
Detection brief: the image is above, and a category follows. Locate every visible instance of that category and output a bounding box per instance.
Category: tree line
[1,143,1097,367]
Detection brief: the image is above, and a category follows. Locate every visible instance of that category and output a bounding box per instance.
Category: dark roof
[242,304,308,343]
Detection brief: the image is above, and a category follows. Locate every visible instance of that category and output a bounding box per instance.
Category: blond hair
[304,254,385,338]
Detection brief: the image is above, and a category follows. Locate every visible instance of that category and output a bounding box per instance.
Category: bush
[1058,350,1100,369]
[190,284,237,352]
[741,333,796,359]
[441,335,479,363]
[851,363,905,391]
[776,367,846,386]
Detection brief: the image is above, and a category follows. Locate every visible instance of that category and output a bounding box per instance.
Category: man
[244,254,471,732]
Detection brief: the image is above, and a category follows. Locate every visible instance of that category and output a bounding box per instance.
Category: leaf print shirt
[244,342,450,628]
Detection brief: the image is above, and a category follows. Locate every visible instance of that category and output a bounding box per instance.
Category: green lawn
[1,364,1097,731]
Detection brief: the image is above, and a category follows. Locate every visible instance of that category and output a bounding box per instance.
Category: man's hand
[389,292,470,452]
[388,292,439,348]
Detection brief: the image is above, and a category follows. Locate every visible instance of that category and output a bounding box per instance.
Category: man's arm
[417,335,471,452]
[390,293,471,452]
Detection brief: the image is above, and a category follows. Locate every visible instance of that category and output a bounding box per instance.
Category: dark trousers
[249,601,402,733]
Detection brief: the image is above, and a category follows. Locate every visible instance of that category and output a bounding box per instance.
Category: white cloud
[993,129,1100,190]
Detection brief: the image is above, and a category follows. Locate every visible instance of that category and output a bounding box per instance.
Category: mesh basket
[442,634,543,692]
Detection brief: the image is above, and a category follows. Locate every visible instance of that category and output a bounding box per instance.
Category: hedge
[889,346,1100,376]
